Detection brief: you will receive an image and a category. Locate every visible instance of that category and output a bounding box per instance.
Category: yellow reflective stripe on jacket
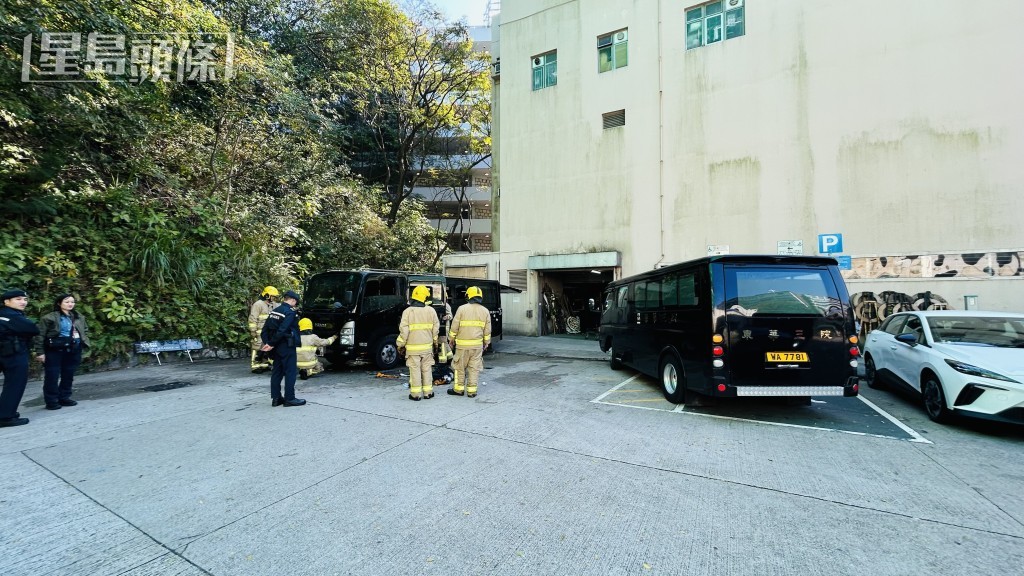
[456,338,484,347]
[459,320,486,328]
[406,343,432,352]
[409,323,433,330]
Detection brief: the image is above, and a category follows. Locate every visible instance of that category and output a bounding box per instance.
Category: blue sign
[818,233,843,254]
[835,256,852,270]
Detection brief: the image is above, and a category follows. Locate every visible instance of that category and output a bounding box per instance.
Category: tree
[324,0,491,226]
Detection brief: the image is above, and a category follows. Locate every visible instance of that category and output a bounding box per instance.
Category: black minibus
[598,255,860,404]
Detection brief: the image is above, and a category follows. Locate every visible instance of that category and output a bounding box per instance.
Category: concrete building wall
[448,0,1024,335]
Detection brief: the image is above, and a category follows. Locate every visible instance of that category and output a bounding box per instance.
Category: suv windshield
[304,272,362,309]
[724,267,842,317]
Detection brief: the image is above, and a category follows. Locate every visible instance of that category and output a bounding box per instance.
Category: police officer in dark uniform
[1,288,40,427]
[260,290,306,407]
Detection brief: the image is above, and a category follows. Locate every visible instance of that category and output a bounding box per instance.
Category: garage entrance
[538,268,614,336]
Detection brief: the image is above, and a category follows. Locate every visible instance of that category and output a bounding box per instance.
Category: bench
[134,339,204,365]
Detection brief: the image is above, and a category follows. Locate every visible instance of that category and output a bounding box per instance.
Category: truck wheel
[373,335,401,371]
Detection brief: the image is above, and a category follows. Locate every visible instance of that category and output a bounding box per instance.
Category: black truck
[301,270,515,370]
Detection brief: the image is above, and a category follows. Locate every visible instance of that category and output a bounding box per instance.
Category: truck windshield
[304,272,362,309]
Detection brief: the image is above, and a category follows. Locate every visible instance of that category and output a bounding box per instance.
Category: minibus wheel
[609,343,623,370]
[659,355,686,404]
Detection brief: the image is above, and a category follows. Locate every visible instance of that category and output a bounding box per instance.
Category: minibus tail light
[849,335,858,345]
[849,346,860,357]
[712,334,724,344]
[712,345,724,357]
[717,384,727,392]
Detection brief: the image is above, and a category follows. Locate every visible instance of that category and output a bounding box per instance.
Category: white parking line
[856,394,932,444]
[590,374,642,403]
[592,375,933,443]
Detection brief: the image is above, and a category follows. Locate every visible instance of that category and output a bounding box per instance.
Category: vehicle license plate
[766,352,809,362]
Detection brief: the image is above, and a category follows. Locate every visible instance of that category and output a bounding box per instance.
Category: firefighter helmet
[411,285,431,303]
[298,318,313,331]
[261,286,280,298]
[466,286,483,300]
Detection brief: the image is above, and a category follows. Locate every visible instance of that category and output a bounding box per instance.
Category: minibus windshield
[724,268,841,317]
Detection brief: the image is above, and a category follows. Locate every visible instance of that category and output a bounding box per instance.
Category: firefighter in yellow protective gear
[397,285,440,401]
[249,286,279,372]
[447,286,491,398]
[297,318,336,379]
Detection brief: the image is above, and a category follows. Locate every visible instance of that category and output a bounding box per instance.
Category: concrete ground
[1,335,1022,575]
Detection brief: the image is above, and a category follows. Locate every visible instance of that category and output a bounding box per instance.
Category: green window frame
[597,29,628,73]
[686,0,745,51]
[531,50,557,91]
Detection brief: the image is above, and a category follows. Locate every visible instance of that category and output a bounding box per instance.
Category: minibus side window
[636,281,660,310]
[678,273,697,306]
[662,275,677,307]
[660,272,697,308]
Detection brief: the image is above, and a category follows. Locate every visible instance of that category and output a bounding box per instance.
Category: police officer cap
[282,290,301,302]
[2,288,28,301]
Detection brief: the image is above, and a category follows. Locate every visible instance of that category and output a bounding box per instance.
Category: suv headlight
[944,359,1019,383]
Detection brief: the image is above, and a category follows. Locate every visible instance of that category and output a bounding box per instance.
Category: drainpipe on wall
[654,0,666,269]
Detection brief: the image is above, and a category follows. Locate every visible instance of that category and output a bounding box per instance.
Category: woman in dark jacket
[34,293,91,410]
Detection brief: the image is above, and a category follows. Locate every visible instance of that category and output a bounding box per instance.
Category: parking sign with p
[818,233,843,255]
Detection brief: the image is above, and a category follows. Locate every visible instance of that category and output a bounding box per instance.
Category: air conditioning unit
[614,30,628,43]
[532,56,544,68]
[726,0,744,8]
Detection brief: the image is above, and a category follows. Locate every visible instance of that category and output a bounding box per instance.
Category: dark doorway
[537,268,615,337]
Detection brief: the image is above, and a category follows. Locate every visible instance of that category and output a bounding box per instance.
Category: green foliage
[0,0,457,368]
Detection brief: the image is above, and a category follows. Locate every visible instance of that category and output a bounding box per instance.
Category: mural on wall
[842,251,1024,279]
[851,290,951,342]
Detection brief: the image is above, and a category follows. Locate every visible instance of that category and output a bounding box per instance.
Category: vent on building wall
[491,58,500,78]
[602,109,626,129]
[508,269,528,292]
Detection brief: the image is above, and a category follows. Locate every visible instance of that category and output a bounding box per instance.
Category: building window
[686,0,745,50]
[532,51,557,90]
[597,29,628,73]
